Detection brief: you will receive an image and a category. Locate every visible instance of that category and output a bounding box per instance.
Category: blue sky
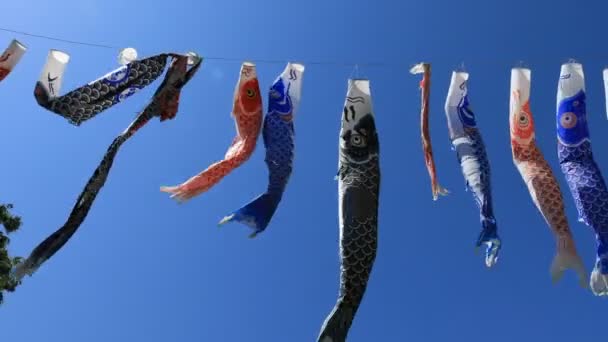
[1,0,606,340]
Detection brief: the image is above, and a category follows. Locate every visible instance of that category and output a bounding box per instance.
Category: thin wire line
[0,27,117,49]
[202,55,390,67]
[2,26,608,68]
[0,26,392,67]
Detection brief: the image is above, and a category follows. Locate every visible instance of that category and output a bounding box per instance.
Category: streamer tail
[590,241,608,296]
[550,248,588,287]
[219,192,282,238]
[317,300,355,342]
[476,218,501,268]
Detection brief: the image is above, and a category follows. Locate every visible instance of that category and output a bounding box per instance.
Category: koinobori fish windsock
[160,62,263,202]
[0,39,26,82]
[219,62,305,237]
[34,49,171,126]
[603,68,608,120]
[510,67,587,285]
[444,71,501,267]
[410,63,448,200]
[318,79,380,342]
[11,53,202,283]
[556,62,608,296]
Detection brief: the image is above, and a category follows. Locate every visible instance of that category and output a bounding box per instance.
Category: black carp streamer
[34,49,170,126]
[0,52,201,303]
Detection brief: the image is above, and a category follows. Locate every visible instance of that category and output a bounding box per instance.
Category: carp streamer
[219,63,305,237]
[410,63,448,200]
[444,71,501,267]
[509,67,587,286]
[1,52,201,302]
[34,49,171,126]
[160,62,263,202]
[555,62,608,296]
[318,79,380,342]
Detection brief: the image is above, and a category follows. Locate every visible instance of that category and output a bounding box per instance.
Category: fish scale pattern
[14,54,200,281]
[455,128,499,254]
[559,141,608,254]
[319,155,379,342]
[34,54,168,126]
[263,113,295,194]
[513,143,576,247]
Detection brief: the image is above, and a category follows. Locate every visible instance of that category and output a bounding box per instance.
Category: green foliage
[0,203,23,304]
[0,204,21,233]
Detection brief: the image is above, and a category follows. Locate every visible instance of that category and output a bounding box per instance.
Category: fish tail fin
[431,183,449,201]
[318,300,356,342]
[590,241,608,296]
[160,158,239,203]
[550,249,588,287]
[590,263,608,296]
[159,185,179,193]
[159,185,195,203]
[218,192,282,237]
[476,219,501,268]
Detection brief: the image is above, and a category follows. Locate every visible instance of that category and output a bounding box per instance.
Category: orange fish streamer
[410,63,448,200]
[509,67,587,286]
[161,62,263,202]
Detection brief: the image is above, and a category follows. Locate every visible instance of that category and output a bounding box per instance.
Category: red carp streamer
[160,62,263,202]
[410,63,448,200]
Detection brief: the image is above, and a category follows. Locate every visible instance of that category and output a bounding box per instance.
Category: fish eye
[350,134,366,147]
[560,112,577,129]
[246,89,256,98]
[518,113,529,127]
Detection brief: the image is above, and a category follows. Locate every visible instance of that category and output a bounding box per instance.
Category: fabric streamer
[218,62,305,237]
[555,62,608,296]
[160,62,263,202]
[509,67,587,285]
[34,49,171,126]
[8,53,201,290]
[410,63,448,200]
[444,71,500,267]
[603,68,608,120]
[0,39,27,82]
[318,79,380,342]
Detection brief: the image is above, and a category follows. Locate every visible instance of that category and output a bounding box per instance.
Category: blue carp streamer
[556,63,608,296]
[444,71,501,267]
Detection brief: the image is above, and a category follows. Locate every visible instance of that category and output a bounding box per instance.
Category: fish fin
[432,184,449,201]
[318,300,355,342]
[159,185,191,203]
[589,255,608,296]
[218,214,235,227]
[550,251,588,287]
[160,185,179,193]
[476,220,501,268]
[590,258,608,296]
[409,63,426,75]
[218,192,281,237]
[335,165,347,180]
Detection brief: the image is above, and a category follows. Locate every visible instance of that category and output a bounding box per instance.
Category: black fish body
[318,79,380,342]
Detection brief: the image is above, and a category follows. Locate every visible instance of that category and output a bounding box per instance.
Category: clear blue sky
[1,0,606,340]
